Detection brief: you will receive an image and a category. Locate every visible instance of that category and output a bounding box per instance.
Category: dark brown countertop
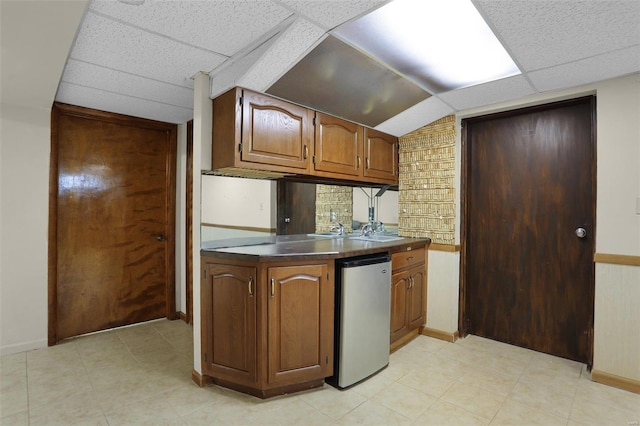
[201,234,431,262]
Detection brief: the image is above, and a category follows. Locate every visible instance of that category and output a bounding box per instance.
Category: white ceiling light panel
[334,0,520,93]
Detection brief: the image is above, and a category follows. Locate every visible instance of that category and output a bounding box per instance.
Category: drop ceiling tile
[438,75,535,111]
[210,34,281,99]
[528,45,640,93]
[277,0,386,30]
[90,0,292,56]
[239,17,325,92]
[61,59,193,109]
[70,12,227,88]
[56,82,193,124]
[374,97,454,137]
[476,0,640,71]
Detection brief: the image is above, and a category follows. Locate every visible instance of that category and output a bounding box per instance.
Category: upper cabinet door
[364,128,398,182]
[241,90,311,170]
[313,112,363,177]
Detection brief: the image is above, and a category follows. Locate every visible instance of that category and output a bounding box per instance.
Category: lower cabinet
[390,248,426,347]
[201,263,257,385]
[200,258,334,398]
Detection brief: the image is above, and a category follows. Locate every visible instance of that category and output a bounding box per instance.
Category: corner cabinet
[200,257,334,398]
[364,128,398,182]
[390,247,427,350]
[212,88,313,174]
[211,87,398,184]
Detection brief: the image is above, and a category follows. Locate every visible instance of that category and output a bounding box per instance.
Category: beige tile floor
[1,319,638,425]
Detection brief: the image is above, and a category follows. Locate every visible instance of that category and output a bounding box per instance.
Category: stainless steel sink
[349,235,404,242]
[307,233,347,238]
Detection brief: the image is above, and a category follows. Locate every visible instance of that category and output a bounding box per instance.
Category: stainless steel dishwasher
[327,253,392,389]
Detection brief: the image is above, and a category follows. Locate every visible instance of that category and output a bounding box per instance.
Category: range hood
[266,35,431,128]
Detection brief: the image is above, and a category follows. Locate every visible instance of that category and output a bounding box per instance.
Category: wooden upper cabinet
[313,112,363,177]
[241,90,312,170]
[212,88,312,173]
[212,87,397,183]
[364,128,398,182]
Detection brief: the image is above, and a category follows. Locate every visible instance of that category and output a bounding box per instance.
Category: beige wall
[0,105,52,354]
[200,175,276,233]
[423,73,640,382]
[0,0,89,355]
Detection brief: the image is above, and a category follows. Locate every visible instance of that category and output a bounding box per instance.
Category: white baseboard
[1,338,47,356]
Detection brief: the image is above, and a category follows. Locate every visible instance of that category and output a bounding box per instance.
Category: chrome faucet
[361,223,374,236]
[330,222,345,235]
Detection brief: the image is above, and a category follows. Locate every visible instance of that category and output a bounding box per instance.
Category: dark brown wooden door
[201,262,257,384]
[276,181,316,235]
[463,97,595,363]
[51,103,176,341]
[267,264,333,385]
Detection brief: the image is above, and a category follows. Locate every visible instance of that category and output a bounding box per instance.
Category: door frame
[458,96,597,364]
[48,102,178,345]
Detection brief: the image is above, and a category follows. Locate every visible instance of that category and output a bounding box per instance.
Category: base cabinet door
[407,266,425,329]
[390,248,427,346]
[267,264,334,386]
[201,263,257,385]
[390,269,410,343]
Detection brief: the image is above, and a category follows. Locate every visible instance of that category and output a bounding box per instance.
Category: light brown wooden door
[267,264,333,386]
[390,270,410,342]
[314,112,363,177]
[363,128,398,182]
[201,262,257,385]
[241,89,311,170]
[407,266,425,329]
[462,97,596,363]
[50,103,176,342]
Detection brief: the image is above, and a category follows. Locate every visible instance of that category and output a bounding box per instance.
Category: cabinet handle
[248,277,254,296]
[407,256,414,262]
[409,276,414,289]
[270,277,275,298]
[366,157,370,169]
[357,156,361,169]
[304,145,308,160]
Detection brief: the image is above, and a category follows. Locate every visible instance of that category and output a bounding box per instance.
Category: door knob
[575,228,587,239]
[156,235,165,241]
[284,217,291,223]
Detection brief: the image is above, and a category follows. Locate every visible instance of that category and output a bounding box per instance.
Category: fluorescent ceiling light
[333,0,521,93]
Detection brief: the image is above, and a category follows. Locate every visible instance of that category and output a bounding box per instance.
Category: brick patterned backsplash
[315,185,353,233]
[398,115,456,244]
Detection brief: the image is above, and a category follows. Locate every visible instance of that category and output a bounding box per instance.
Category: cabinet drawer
[392,248,425,271]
